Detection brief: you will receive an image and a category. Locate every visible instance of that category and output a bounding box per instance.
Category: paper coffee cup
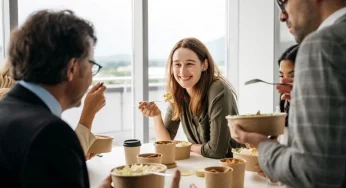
[123,139,141,165]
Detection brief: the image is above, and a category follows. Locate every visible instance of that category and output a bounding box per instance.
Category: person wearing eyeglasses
[0,57,106,160]
[232,0,346,188]
[0,9,112,187]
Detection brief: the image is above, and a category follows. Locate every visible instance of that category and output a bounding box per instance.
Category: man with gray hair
[232,0,346,187]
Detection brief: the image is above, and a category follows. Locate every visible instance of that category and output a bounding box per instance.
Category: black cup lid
[123,139,141,147]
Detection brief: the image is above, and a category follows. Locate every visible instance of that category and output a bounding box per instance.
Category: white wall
[228,0,275,115]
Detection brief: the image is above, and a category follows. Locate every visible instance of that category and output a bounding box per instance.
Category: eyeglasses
[276,0,288,12]
[89,60,102,76]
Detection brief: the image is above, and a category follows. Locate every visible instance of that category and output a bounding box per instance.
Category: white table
[87,143,283,188]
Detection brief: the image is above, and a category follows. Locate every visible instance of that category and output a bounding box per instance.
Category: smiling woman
[139,37,243,159]
[148,0,227,142]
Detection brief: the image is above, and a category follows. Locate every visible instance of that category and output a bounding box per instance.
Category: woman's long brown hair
[166,37,236,120]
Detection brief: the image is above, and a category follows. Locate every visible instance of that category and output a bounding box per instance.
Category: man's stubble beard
[294,3,321,43]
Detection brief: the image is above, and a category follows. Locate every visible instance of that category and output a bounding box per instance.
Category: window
[0,1,4,60]
[18,0,133,145]
[148,0,227,141]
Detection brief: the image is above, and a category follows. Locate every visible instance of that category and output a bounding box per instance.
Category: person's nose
[179,65,188,75]
[279,11,288,22]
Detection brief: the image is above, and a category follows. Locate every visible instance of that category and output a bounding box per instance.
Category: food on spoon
[164,92,174,103]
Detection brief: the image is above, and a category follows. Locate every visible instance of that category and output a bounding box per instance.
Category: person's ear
[203,59,209,71]
[66,58,78,81]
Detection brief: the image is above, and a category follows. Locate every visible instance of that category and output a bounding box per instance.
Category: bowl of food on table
[204,166,233,188]
[173,140,192,160]
[154,141,175,166]
[137,153,162,164]
[219,158,246,188]
[231,147,259,172]
[111,163,167,188]
[87,135,113,154]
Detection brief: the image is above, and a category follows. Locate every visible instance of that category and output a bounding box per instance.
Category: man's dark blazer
[0,84,89,188]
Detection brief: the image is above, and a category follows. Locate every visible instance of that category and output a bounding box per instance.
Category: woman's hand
[79,83,106,130]
[138,101,161,117]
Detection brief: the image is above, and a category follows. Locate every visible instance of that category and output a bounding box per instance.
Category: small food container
[174,141,192,160]
[220,158,246,188]
[154,141,175,165]
[204,166,233,188]
[137,153,162,164]
[232,148,259,172]
[88,135,113,154]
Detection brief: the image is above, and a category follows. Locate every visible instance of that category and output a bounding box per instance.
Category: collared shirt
[18,80,62,117]
[318,7,346,30]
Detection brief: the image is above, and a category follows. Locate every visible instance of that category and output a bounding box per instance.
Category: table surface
[87,143,284,188]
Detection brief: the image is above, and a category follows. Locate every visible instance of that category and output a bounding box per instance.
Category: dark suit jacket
[0,84,89,188]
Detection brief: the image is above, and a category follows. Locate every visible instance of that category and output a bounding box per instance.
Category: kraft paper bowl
[204,166,233,188]
[174,141,192,160]
[154,141,175,165]
[137,153,162,164]
[220,158,246,188]
[88,135,113,154]
[111,163,167,188]
[226,113,286,138]
[232,152,259,172]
